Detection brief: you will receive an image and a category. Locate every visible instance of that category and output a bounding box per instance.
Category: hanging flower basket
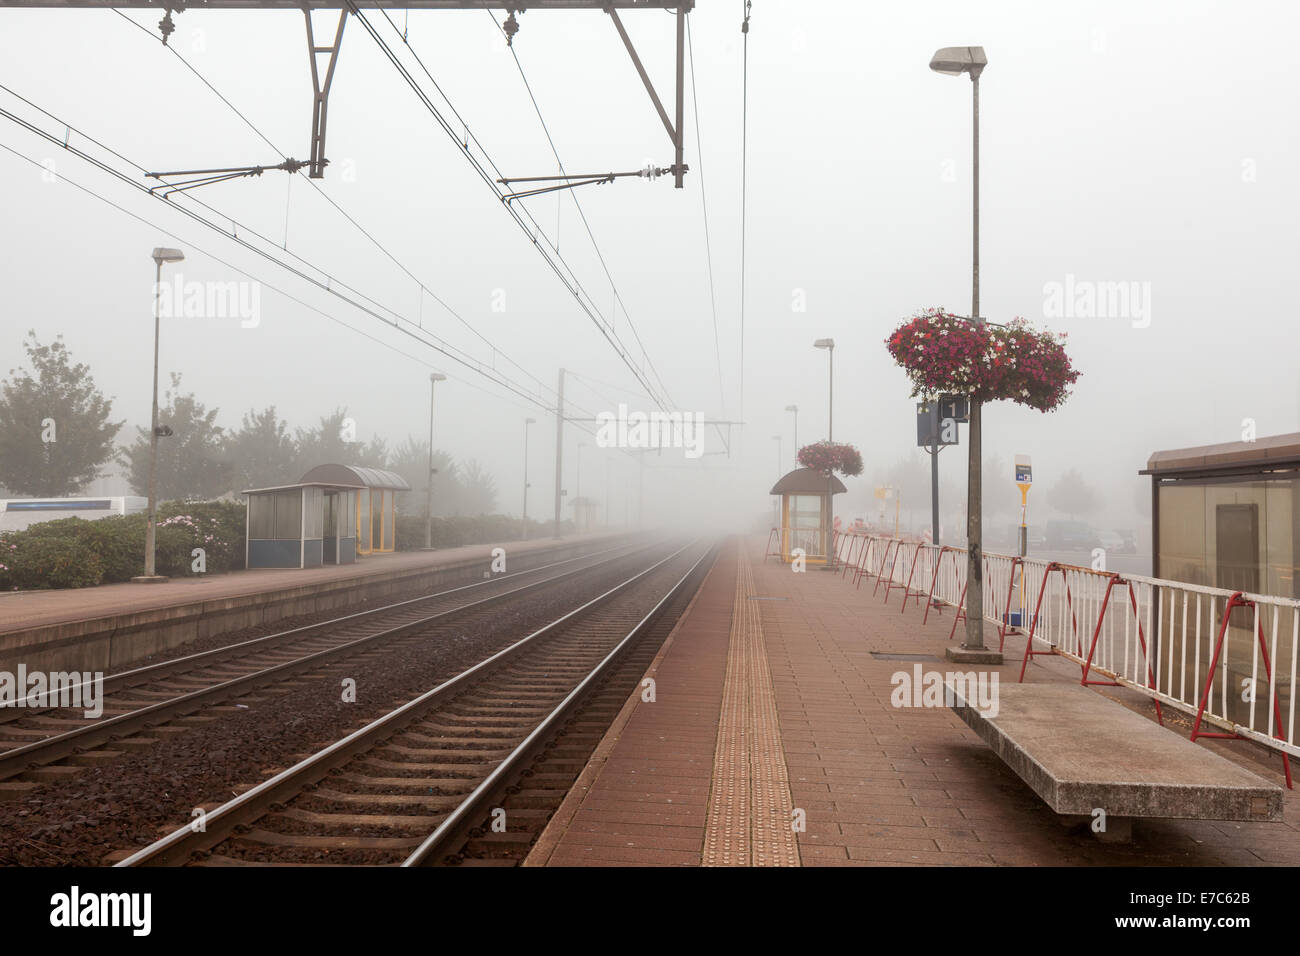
[885,307,1079,412]
[798,441,864,478]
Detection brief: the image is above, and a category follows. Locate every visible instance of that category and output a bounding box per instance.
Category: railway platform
[527,535,1300,866]
[0,532,624,674]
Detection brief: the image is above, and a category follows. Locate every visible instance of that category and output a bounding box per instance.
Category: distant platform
[0,532,626,674]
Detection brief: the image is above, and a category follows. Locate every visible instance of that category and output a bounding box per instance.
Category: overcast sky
[1,0,1296,535]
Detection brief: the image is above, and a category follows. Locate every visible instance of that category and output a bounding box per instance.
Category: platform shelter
[769,466,845,565]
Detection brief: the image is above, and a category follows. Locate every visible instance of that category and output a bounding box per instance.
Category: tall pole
[424,376,436,550]
[792,407,798,463]
[522,418,532,540]
[827,347,834,443]
[827,345,834,564]
[575,443,584,533]
[773,436,782,526]
[964,69,986,650]
[931,437,940,545]
[553,368,565,538]
[604,457,610,528]
[144,259,162,578]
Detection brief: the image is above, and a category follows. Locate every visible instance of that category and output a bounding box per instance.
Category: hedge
[0,504,579,590]
[0,499,246,591]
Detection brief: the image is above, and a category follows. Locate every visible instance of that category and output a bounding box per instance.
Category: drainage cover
[870,651,941,662]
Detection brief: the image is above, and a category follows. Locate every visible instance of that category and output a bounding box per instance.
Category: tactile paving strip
[702,550,800,866]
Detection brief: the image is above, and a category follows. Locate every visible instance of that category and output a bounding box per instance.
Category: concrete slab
[947,681,1284,822]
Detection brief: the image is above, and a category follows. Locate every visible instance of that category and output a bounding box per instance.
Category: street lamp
[785,404,799,464]
[813,338,835,566]
[931,44,998,661]
[575,441,587,532]
[771,434,782,526]
[813,339,834,442]
[522,417,536,540]
[425,372,448,550]
[136,246,184,583]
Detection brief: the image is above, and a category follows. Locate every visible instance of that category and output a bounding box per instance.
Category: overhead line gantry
[2,1,693,185]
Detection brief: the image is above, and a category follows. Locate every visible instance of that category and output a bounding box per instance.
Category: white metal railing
[832,532,1300,769]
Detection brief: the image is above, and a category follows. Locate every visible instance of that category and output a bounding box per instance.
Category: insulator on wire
[158,10,176,46]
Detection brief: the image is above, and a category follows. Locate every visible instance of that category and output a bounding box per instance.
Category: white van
[0,497,148,533]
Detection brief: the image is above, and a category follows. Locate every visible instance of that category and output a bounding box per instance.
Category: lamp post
[931,45,998,662]
[813,339,835,565]
[522,417,536,540]
[575,441,586,532]
[785,404,799,464]
[813,340,834,442]
[771,434,782,526]
[135,247,184,583]
[425,372,447,550]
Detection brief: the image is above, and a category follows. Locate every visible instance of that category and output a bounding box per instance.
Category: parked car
[1045,519,1100,551]
[1097,530,1125,554]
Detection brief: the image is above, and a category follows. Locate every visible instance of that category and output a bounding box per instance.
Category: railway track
[0,536,658,788]
[116,537,718,867]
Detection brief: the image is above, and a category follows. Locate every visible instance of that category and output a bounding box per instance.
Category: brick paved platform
[527,534,1300,866]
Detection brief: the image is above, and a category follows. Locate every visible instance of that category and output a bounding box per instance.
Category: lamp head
[430,372,448,383]
[930,46,987,79]
[785,404,798,412]
[151,247,184,265]
[813,338,834,350]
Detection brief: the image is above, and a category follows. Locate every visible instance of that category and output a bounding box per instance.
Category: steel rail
[115,538,705,867]
[0,538,663,780]
[0,535,641,724]
[402,539,717,865]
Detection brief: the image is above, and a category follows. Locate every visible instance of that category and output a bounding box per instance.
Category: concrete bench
[947,681,1283,840]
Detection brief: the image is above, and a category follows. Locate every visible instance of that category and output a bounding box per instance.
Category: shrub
[0,518,105,589]
[156,499,245,575]
[0,498,247,590]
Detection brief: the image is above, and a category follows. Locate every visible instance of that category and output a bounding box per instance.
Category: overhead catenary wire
[0,140,541,424]
[478,4,679,415]
[0,135,648,462]
[0,86,567,416]
[350,2,676,414]
[739,0,751,424]
[686,11,726,411]
[110,8,566,411]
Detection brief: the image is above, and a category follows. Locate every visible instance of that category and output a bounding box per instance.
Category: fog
[1,0,1297,546]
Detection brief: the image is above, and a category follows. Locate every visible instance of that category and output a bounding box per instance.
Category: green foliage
[388,437,497,518]
[123,374,231,500]
[156,499,246,575]
[0,499,246,591]
[225,406,298,491]
[0,518,106,589]
[0,332,123,495]
[294,408,386,478]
